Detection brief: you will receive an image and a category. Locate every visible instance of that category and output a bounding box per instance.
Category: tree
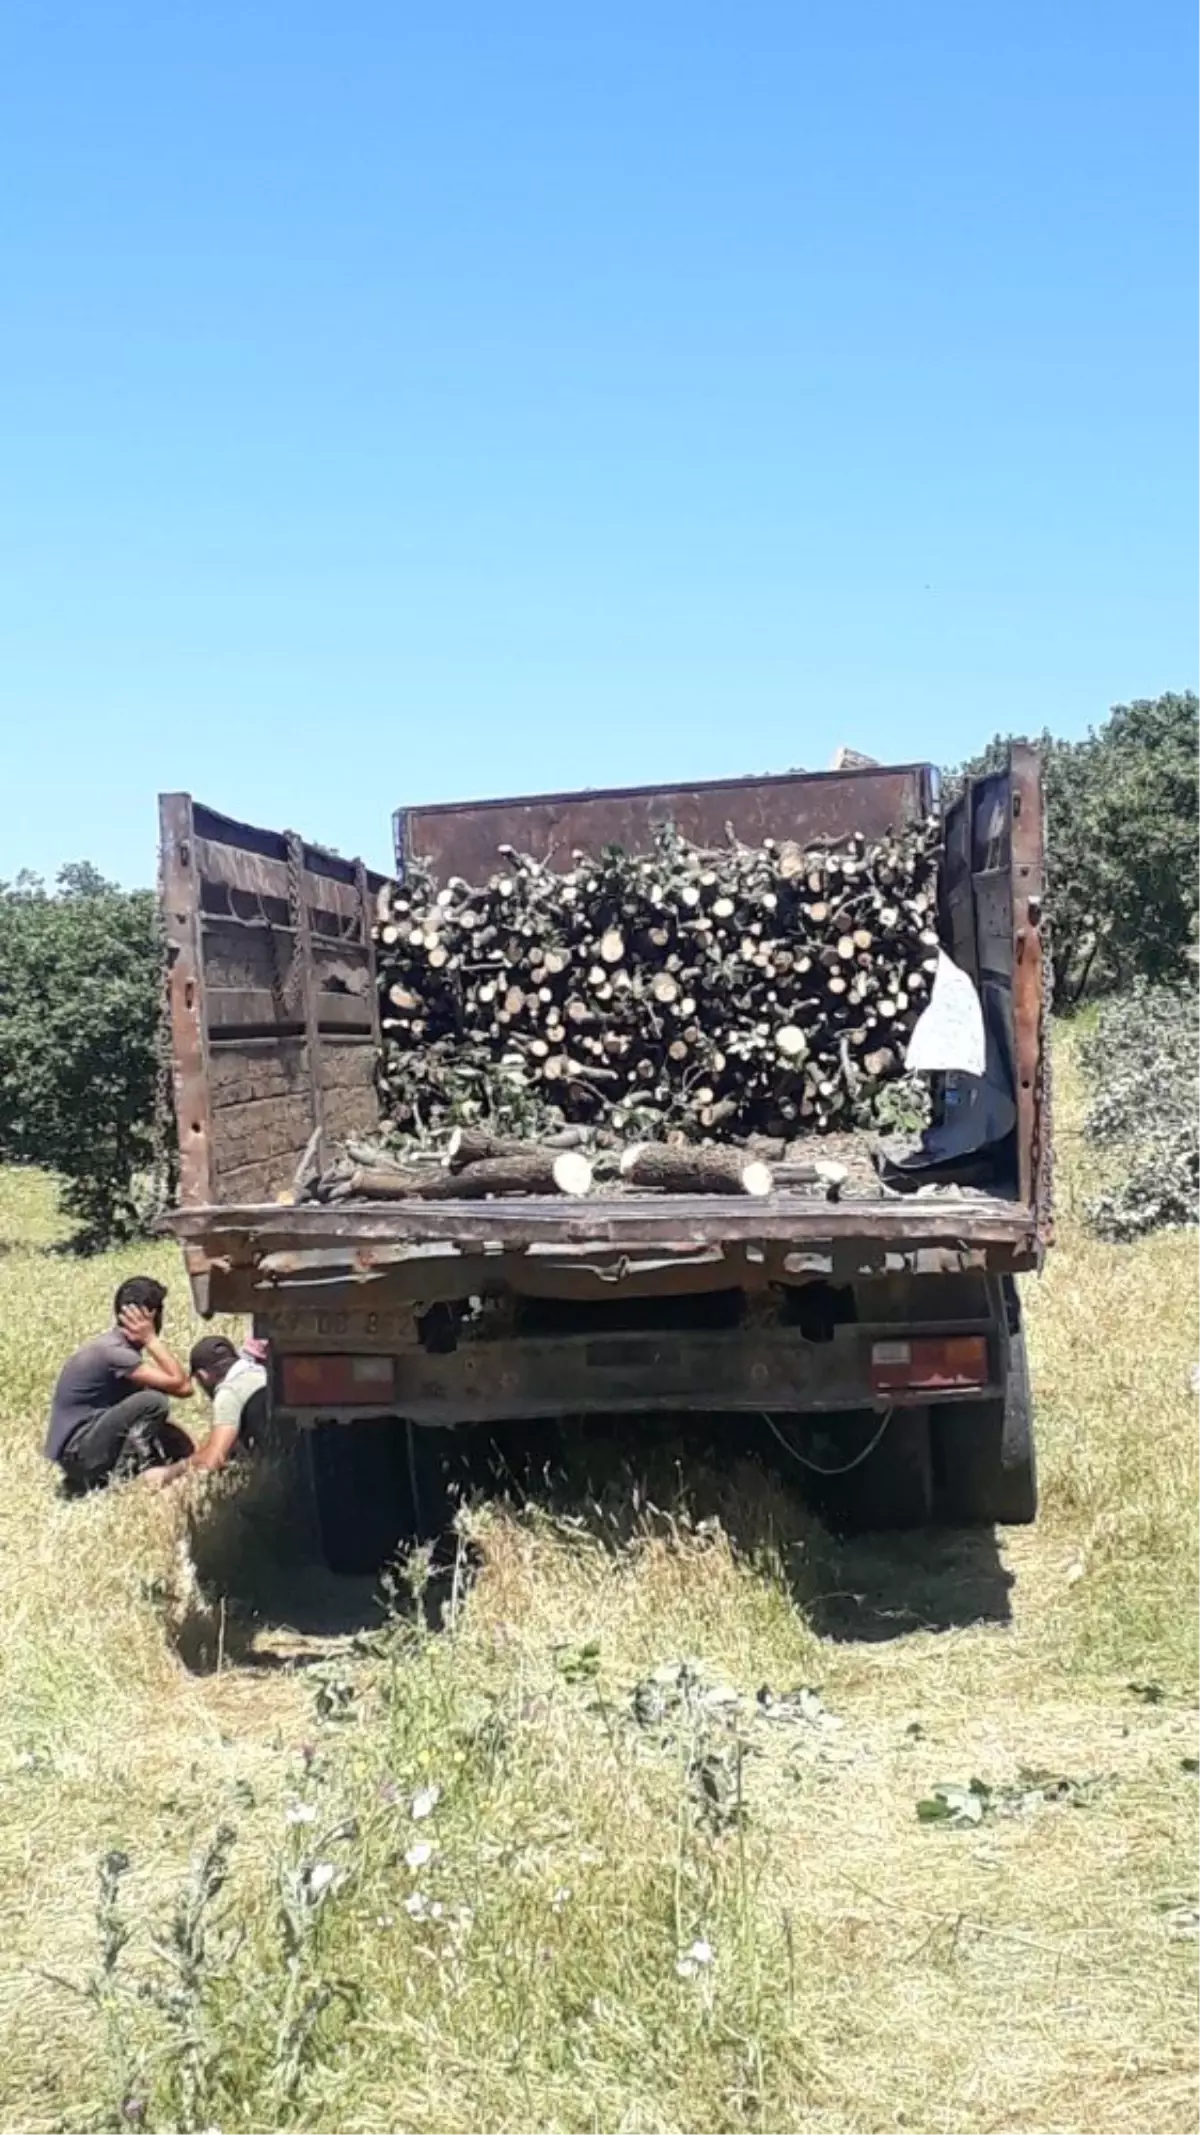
[0,866,167,1246]
[955,692,1198,1005]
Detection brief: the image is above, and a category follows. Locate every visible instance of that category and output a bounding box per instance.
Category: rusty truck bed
[159,748,1050,1320]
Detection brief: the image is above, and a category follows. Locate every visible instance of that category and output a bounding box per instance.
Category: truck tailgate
[165,1186,1038,1281]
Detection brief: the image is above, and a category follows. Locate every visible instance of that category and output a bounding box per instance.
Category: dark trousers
[58,1390,193,1493]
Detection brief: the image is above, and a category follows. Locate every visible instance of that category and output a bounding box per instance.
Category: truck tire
[311,1419,454,1575]
[932,1302,1038,1526]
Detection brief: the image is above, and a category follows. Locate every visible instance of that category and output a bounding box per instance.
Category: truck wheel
[311,1419,454,1575]
[933,1307,1038,1526]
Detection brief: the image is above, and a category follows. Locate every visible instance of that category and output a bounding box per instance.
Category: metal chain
[147,920,179,1222]
[268,832,306,1014]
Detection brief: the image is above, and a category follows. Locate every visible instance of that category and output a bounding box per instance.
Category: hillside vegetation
[0,1030,1195,2135]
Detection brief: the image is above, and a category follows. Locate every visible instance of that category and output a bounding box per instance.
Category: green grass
[0,1035,1195,2135]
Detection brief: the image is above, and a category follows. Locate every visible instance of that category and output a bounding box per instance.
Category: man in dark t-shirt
[45,1276,195,1492]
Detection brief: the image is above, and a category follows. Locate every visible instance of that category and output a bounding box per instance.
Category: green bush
[1080,984,1198,1240]
[0,865,168,1248]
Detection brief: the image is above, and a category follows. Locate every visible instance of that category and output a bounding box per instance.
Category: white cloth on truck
[903,950,987,1079]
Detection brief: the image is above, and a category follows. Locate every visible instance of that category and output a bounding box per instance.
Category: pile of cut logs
[369,818,940,1164]
[306,1129,848,1203]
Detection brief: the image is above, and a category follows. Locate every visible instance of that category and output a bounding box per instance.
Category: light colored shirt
[213,1356,268,1434]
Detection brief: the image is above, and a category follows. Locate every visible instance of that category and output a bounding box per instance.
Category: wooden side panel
[159,796,388,1206]
[208,1037,312,1204]
[321,1041,379,1146]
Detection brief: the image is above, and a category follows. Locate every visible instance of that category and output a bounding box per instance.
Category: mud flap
[933,1296,1038,1526]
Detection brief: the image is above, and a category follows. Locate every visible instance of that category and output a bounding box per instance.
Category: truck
[158,745,1051,1573]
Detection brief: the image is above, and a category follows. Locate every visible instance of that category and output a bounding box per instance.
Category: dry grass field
[0,1032,1195,2134]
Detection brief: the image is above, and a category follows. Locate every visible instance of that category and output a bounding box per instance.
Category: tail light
[870,1335,989,1393]
[280,1354,395,1406]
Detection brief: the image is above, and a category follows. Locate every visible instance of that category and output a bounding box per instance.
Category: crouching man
[45,1277,195,1492]
[140,1336,269,1491]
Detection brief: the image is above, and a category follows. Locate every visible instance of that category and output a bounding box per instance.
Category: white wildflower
[403,1891,428,1919]
[410,1784,441,1821]
[305,1861,337,1901]
[676,1936,714,1976]
[405,1840,434,1872]
[285,1801,317,1826]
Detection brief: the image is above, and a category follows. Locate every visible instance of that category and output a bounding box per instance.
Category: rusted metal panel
[286,829,327,1170]
[159,796,389,1233]
[205,988,376,1035]
[203,1232,1036,1316]
[159,795,214,1209]
[192,837,370,925]
[398,763,935,884]
[191,801,390,896]
[940,787,978,983]
[971,867,1014,967]
[354,859,384,1052]
[276,1325,1001,1426]
[164,1190,1036,1263]
[1008,743,1050,1231]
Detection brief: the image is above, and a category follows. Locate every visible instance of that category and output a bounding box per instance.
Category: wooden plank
[159,795,214,1208]
[206,987,375,1034]
[210,1092,315,1157]
[208,1035,309,1102]
[318,1038,378,1092]
[200,919,279,994]
[210,1154,300,1204]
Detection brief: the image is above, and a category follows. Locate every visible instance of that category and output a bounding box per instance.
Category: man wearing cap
[142,1336,269,1489]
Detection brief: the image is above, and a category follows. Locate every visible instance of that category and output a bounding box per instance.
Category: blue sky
[1,1,1194,887]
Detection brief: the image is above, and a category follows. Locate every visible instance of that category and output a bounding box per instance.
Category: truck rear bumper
[275,1323,1002,1428]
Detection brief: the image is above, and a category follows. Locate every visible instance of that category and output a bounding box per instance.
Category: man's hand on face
[119,1303,159,1348]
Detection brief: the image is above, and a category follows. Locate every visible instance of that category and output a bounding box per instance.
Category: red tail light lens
[280,1354,395,1406]
[870,1335,989,1393]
